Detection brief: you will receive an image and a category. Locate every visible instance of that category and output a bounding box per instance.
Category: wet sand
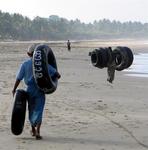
[0,39,148,150]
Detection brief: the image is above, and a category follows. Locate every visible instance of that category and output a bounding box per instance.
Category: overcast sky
[0,0,147,23]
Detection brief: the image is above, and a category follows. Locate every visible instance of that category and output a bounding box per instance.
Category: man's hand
[55,72,61,79]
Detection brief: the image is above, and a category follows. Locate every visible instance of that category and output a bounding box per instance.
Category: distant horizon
[0,10,148,24]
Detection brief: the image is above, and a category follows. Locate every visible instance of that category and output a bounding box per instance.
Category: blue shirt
[16,58,56,95]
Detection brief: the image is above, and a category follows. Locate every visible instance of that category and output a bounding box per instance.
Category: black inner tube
[33,44,58,94]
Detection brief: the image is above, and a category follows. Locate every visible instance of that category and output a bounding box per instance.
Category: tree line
[0,11,148,41]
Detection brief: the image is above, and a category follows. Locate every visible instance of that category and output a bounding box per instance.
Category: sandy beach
[0,39,148,150]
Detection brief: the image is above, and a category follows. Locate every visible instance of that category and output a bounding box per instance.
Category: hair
[27,52,33,57]
[27,43,39,57]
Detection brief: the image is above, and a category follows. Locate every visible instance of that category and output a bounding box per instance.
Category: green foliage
[0,11,147,40]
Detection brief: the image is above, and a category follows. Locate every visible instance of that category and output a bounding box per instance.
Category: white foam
[125,74,148,78]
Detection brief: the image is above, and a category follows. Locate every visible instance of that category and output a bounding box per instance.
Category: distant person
[67,40,71,51]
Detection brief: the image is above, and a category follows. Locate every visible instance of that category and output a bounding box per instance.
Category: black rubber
[113,46,134,71]
[122,46,134,68]
[33,44,58,94]
[90,47,113,68]
[11,89,27,135]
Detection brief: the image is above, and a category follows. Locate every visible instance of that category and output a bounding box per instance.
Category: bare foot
[30,126,36,136]
[30,130,36,136]
[36,134,42,140]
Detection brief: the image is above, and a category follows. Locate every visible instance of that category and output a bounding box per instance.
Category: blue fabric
[27,92,45,126]
[16,58,56,126]
[17,58,56,89]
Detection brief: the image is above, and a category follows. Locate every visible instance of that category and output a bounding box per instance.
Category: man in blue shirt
[12,44,60,139]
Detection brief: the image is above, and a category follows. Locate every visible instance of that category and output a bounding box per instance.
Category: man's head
[27,43,39,57]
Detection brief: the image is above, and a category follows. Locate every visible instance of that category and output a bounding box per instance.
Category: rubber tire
[113,46,133,71]
[90,47,112,68]
[33,44,58,94]
[11,89,27,135]
[91,49,104,68]
[122,46,134,68]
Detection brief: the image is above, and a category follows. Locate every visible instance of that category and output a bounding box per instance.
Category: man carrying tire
[12,44,61,140]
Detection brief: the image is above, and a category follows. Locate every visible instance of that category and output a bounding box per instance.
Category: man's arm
[12,79,21,97]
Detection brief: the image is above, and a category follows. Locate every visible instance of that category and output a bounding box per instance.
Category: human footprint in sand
[12,44,61,140]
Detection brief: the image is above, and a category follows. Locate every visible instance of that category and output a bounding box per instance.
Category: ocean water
[124,53,148,78]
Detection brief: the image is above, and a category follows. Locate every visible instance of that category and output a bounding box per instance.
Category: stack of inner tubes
[89,46,134,71]
[113,46,134,71]
[90,47,113,68]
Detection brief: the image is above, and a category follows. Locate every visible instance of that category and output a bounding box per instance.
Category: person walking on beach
[67,40,71,51]
[12,44,61,140]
